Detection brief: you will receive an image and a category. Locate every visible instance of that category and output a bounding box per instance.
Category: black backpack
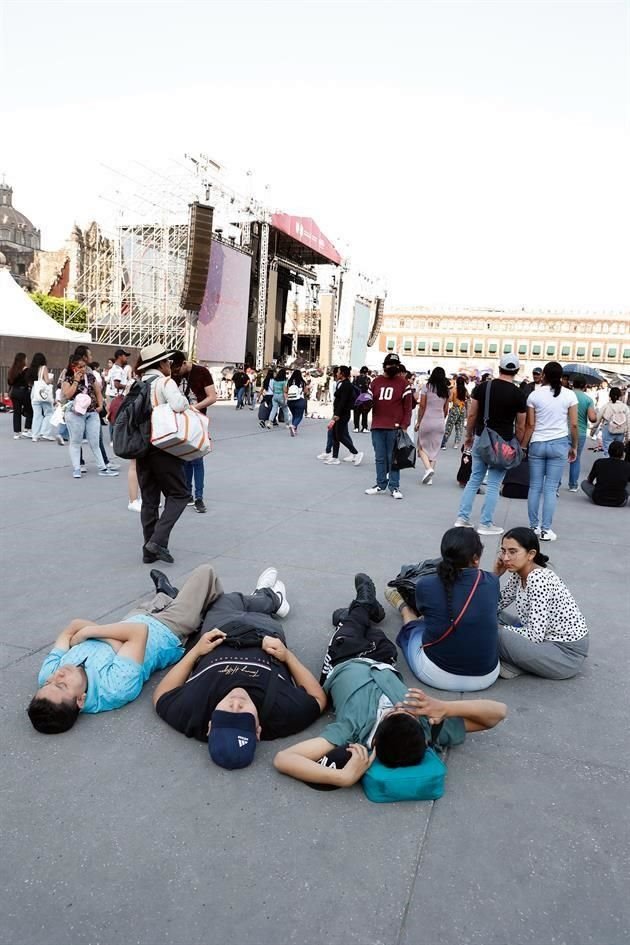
[112,378,156,459]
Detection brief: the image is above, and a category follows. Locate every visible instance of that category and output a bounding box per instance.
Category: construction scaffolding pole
[256,222,269,369]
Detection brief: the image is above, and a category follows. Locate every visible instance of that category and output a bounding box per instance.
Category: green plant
[29,293,89,332]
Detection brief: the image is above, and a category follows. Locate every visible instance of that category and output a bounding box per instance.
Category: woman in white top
[27,352,56,442]
[591,387,629,456]
[494,527,589,679]
[523,361,578,541]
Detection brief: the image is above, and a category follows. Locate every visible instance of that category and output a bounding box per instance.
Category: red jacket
[369,375,414,429]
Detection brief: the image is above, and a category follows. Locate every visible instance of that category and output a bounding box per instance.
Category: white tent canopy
[0,266,91,342]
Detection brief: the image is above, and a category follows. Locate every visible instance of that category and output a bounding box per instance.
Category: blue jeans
[65,409,106,472]
[371,428,399,492]
[457,437,507,526]
[288,398,306,428]
[236,387,247,408]
[567,434,586,489]
[527,436,569,531]
[602,426,624,456]
[269,395,288,424]
[185,457,205,499]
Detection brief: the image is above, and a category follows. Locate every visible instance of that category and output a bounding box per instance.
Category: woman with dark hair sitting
[386,527,500,691]
[494,527,589,679]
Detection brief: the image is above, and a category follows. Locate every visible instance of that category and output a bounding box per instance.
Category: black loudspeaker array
[180,202,214,312]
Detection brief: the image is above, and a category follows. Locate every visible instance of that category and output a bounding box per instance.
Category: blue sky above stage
[1,0,628,310]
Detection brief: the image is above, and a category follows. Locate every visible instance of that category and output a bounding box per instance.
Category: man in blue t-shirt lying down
[27,563,290,735]
[274,574,507,789]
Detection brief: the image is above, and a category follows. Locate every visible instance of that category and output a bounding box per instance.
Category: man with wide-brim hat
[135,343,191,564]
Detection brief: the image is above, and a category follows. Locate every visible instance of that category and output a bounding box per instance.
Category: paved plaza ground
[1,404,628,945]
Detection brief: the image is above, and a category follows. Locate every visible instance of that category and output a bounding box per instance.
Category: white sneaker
[421,468,434,484]
[353,451,364,466]
[13,434,21,439]
[568,486,578,493]
[540,529,557,541]
[325,457,341,465]
[99,468,120,477]
[55,434,65,445]
[272,579,290,618]
[343,455,355,463]
[21,431,32,438]
[453,517,473,528]
[41,435,56,441]
[128,499,142,512]
[477,523,504,536]
[391,489,404,500]
[31,436,38,442]
[106,462,121,471]
[353,427,360,433]
[365,486,386,495]
[256,567,278,590]
[316,452,331,460]
[531,526,542,537]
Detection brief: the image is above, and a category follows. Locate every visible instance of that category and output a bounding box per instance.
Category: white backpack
[607,403,628,434]
[287,384,302,401]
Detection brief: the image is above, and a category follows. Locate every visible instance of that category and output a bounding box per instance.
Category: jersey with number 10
[369,375,414,429]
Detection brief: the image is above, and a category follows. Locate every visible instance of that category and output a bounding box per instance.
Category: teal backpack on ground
[361,747,447,803]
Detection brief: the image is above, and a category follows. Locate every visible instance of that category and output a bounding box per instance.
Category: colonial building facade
[377,306,630,374]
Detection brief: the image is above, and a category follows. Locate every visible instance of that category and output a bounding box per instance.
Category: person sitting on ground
[153,567,326,769]
[493,527,589,679]
[581,440,630,507]
[273,573,506,789]
[27,563,230,734]
[385,527,500,692]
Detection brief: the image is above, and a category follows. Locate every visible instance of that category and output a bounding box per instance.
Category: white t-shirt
[527,386,578,442]
[107,364,131,397]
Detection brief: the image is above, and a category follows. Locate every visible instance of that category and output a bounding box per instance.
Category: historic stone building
[377,305,630,374]
[0,180,41,288]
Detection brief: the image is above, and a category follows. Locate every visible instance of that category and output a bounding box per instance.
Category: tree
[29,293,89,333]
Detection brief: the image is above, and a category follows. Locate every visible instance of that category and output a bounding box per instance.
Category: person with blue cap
[152,567,327,769]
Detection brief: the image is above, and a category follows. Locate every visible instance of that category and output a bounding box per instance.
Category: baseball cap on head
[498,354,520,374]
[383,353,400,367]
[532,366,543,376]
[208,710,257,769]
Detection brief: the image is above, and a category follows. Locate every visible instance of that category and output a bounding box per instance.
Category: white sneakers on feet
[421,468,434,484]
[256,567,278,590]
[325,457,341,465]
[540,529,557,541]
[343,455,355,463]
[353,451,364,466]
[390,489,403,500]
[477,523,504,536]
[316,452,331,460]
[365,486,386,495]
[453,517,473,528]
[272,579,290,618]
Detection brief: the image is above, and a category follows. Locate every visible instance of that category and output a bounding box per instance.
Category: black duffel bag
[387,557,441,609]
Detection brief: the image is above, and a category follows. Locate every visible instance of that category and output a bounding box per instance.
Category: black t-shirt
[155,644,320,742]
[589,458,630,507]
[180,365,214,415]
[333,379,356,420]
[473,380,527,441]
[232,371,247,389]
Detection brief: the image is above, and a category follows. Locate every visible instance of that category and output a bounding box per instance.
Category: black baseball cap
[532,367,543,375]
[383,353,401,366]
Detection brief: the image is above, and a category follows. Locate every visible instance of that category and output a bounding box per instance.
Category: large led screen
[196,241,252,363]
[350,300,371,367]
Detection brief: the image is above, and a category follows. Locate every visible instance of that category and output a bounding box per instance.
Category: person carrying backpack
[132,344,190,564]
[591,387,629,456]
[352,366,372,434]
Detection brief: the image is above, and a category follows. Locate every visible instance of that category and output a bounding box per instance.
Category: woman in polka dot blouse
[493,527,589,680]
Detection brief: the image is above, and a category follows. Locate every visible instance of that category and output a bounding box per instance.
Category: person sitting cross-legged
[273,573,506,789]
[581,440,630,507]
[27,563,228,734]
[152,567,326,769]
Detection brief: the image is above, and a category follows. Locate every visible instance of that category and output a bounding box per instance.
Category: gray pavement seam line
[394,790,441,945]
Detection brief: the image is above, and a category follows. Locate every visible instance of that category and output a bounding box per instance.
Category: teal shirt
[37,615,183,714]
[321,659,466,748]
[574,390,594,437]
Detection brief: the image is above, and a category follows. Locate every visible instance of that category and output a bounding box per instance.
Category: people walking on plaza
[134,343,190,564]
[259,368,275,428]
[268,368,289,428]
[61,356,119,480]
[454,355,527,535]
[591,387,629,456]
[286,369,307,435]
[273,572,506,790]
[581,440,630,507]
[326,366,363,466]
[565,374,597,492]
[441,375,469,450]
[386,527,500,691]
[415,366,449,484]
[8,352,33,438]
[365,353,414,499]
[353,366,372,434]
[153,565,325,767]
[27,352,55,442]
[232,365,249,409]
[171,351,217,514]
[494,527,589,679]
[523,361,578,542]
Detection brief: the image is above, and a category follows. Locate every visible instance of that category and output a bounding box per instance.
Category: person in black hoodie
[325,366,364,467]
[352,366,372,433]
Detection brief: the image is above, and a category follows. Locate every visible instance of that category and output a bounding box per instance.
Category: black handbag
[387,557,441,609]
[391,428,417,471]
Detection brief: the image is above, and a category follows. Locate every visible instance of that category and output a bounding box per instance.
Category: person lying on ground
[273,573,506,789]
[152,567,326,769]
[494,527,589,679]
[581,440,630,507]
[386,526,500,692]
[27,563,229,734]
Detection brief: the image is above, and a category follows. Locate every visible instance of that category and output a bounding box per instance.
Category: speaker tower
[180,202,214,311]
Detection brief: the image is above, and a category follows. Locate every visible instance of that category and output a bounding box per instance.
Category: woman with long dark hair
[415,366,449,484]
[27,352,56,442]
[523,361,578,541]
[386,526,500,691]
[258,368,275,429]
[592,386,629,455]
[494,527,588,678]
[441,375,469,449]
[61,356,119,479]
[267,368,289,428]
[286,369,307,435]
[7,352,33,438]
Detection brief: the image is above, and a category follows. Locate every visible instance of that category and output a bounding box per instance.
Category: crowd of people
[6,342,626,795]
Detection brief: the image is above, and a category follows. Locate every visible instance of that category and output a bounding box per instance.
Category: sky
[1,0,629,310]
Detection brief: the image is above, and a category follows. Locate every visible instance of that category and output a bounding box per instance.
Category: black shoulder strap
[260,662,280,724]
[429,721,444,748]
